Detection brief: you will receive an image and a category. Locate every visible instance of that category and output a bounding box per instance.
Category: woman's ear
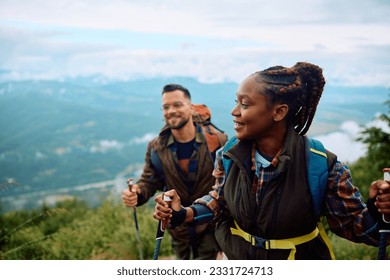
[273,104,289,122]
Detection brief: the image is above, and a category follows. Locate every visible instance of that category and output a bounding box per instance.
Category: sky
[0,0,389,163]
[0,0,390,86]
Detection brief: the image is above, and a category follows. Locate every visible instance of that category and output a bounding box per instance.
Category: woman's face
[231,75,277,140]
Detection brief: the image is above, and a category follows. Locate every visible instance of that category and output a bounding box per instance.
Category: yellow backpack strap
[317,218,336,260]
[268,228,319,260]
[230,220,271,248]
[230,220,320,260]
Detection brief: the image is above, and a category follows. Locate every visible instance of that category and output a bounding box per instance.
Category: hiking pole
[127,178,143,260]
[152,194,172,260]
[378,169,390,260]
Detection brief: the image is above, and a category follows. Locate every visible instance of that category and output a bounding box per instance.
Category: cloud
[130,133,158,145]
[88,133,158,153]
[90,140,123,153]
[315,121,365,163]
[314,118,389,164]
[0,0,389,85]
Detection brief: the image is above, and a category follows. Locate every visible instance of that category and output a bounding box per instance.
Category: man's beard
[167,116,190,130]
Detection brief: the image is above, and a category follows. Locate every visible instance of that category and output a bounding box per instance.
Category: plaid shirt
[195,143,384,246]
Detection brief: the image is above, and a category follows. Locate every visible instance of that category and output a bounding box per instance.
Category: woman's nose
[231,103,239,116]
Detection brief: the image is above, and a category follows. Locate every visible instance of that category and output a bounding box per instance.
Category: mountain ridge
[0,77,388,212]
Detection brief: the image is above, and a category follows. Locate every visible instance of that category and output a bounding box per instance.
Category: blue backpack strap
[150,148,166,184]
[305,137,329,219]
[221,136,239,177]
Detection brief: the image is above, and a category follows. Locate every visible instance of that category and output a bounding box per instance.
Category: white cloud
[367,114,390,134]
[315,121,365,163]
[35,151,46,159]
[0,0,389,85]
[88,134,158,153]
[130,133,158,145]
[314,118,389,163]
[90,140,123,153]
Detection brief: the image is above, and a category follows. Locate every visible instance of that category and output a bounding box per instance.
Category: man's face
[162,90,193,129]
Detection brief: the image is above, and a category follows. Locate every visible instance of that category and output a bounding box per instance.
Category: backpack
[221,136,328,220]
[192,104,228,155]
[150,104,228,183]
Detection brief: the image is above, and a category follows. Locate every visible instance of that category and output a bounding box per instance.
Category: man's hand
[121,178,140,207]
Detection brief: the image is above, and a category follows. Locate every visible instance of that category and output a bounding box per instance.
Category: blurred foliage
[329,96,390,259]
[1,195,388,260]
[330,232,388,260]
[0,198,173,260]
[349,97,390,197]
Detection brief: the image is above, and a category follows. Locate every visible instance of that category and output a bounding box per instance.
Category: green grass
[330,232,388,260]
[0,198,173,260]
[1,197,387,260]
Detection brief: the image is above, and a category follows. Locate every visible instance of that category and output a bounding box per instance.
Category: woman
[153,62,390,259]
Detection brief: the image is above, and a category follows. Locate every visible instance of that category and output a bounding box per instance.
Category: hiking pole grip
[152,194,172,260]
[128,178,143,260]
[378,169,390,260]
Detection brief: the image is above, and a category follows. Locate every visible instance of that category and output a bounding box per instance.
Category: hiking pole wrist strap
[170,207,187,228]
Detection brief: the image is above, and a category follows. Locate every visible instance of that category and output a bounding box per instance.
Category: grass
[1,197,388,260]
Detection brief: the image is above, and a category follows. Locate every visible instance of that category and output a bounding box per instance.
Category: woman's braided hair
[253,62,325,135]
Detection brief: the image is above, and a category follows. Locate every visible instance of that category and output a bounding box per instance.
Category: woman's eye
[235,99,248,108]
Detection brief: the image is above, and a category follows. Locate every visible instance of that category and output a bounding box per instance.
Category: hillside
[0,77,388,212]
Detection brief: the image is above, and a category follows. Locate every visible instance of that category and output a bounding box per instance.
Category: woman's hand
[369,168,390,218]
[153,189,182,222]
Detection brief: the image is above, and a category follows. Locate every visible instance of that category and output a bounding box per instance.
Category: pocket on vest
[215,217,260,260]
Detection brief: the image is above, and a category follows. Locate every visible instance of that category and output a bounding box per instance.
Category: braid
[254,62,325,135]
[293,62,325,135]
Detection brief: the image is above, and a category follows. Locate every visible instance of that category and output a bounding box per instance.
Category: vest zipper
[254,182,268,226]
[236,182,242,222]
[230,156,251,224]
[270,187,282,235]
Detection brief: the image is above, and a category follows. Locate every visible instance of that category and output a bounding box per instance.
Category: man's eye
[173,102,184,108]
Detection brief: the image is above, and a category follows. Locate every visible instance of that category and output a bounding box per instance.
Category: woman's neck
[255,125,287,157]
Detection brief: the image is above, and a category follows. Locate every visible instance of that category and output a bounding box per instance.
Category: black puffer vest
[215,129,337,259]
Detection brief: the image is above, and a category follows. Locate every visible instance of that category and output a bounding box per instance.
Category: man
[122,83,227,259]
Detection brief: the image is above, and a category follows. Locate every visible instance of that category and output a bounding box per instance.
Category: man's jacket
[137,122,227,242]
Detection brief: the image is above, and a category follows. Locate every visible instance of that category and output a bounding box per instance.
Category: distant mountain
[0,77,388,212]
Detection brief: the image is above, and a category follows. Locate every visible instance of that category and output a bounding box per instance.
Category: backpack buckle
[251,235,270,249]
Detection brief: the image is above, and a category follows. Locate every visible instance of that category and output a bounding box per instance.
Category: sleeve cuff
[170,207,187,228]
[190,204,214,223]
[366,197,381,221]
[137,192,145,206]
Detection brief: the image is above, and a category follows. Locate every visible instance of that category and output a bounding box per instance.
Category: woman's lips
[234,120,245,129]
